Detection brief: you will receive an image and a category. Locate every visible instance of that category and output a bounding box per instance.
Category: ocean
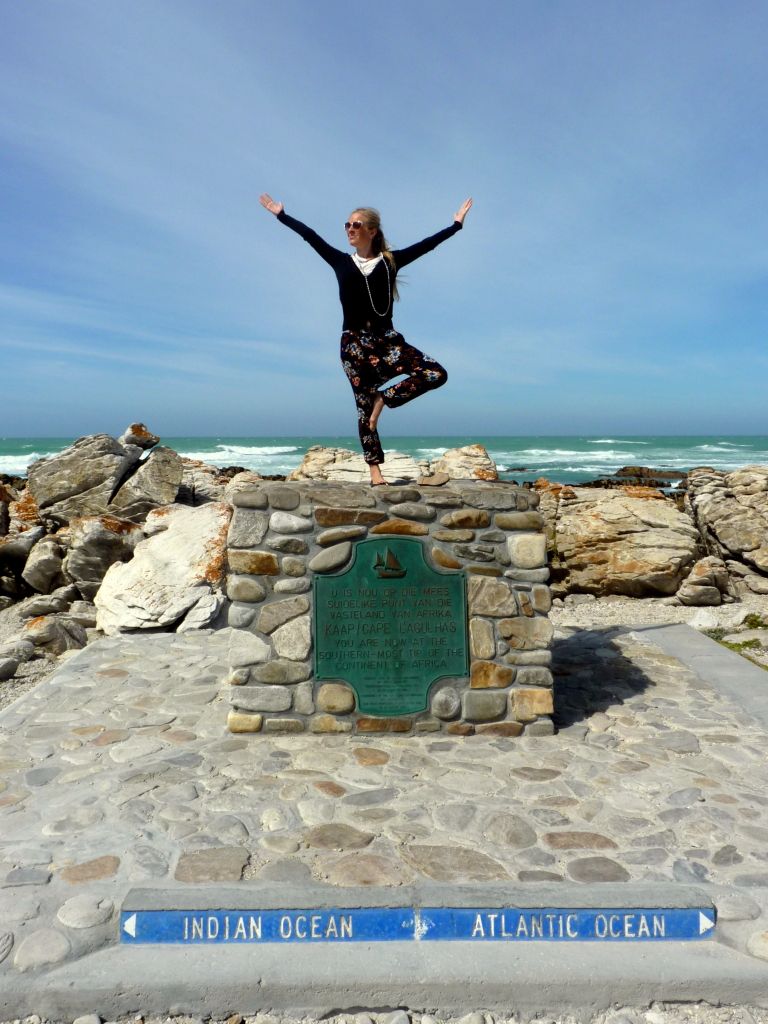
[2,435,767,485]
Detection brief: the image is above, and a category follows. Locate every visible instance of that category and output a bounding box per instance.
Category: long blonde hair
[352,207,400,302]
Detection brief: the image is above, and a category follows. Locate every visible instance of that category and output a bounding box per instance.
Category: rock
[317,683,355,714]
[225,473,265,506]
[483,813,537,849]
[272,614,311,660]
[62,515,143,600]
[13,928,71,971]
[0,657,18,681]
[468,576,518,616]
[676,555,730,606]
[288,445,429,482]
[545,484,698,596]
[0,525,45,569]
[57,894,114,929]
[95,502,231,633]
[27,434,141,523]
[687,466,768,578]
[256,596,310,634]
[305,824,374,850]
[431,444,498,481]
[322,853,406,887]
[19,583,78,618]
[401,844,508,881]
[566,857,630,883]
[108,446,183,521]
[227,508,269,547]
[119,422,159,449]
[270,511,313,533]
[231,686,292,712]
[0,931,12,965]
[430,686,460,719]
[21,536,64,592]
[177,458,229,505]
[174,847,249,882]
[309,542,352,573]
[23,613,87,654]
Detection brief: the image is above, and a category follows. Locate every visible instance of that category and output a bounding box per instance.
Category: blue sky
[1,0,766,437]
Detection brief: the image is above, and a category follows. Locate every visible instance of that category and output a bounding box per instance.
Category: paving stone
[714,891,761,920]
[400,844,508,882]
[0,931,12,965]
[305,824,374,850]
[130,845,170,879]
[353,747,390,766]
[566,857,631,883]
[2,866,51,886]
[13,927,71,971]
[57,894,114,928]
[544,831,618,851]
[59,855,120,884]
[483,812,537,849]
[174,846,249,882]
[322,853,407,887]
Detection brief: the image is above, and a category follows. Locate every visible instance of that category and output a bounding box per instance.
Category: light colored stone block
[227,711,263,733]
[511,687,554,722]
[507,532,547,569]
[317,683,355,714]
[469,617,495,659]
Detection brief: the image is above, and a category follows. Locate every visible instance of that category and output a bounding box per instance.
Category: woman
[259,193,472,485]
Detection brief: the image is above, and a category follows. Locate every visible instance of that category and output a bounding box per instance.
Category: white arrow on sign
[123,913,137,938]
[699,911,715,935]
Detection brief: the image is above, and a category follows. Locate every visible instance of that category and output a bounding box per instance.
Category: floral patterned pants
[340,327,448,465]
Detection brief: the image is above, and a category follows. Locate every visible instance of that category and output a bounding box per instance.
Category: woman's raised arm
[260,193,343,267]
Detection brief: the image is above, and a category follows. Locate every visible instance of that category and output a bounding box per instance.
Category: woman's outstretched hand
[454,197,473,224]
[260,193,284,216]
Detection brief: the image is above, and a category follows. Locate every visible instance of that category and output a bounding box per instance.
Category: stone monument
[223,479,554,736]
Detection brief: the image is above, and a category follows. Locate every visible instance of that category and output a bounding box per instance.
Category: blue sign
[419,907,716,942]
[121,907,414,944]
[121,906,715,944]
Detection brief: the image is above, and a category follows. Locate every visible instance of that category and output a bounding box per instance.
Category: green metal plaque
[314,538,468,716]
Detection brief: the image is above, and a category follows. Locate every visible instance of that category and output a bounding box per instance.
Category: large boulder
[541,483,699,596]
[106,446,183,521]
[687,467,768,578]
[26,429,183,525]
[63,515,144,600]
[27,434,140,523]
[287,446,428,482]
[94,502,232,634]
[431,444,499,481]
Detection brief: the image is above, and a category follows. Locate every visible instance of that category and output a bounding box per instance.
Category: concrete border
[633,623,768,730]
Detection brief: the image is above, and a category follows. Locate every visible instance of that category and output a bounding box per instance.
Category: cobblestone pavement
[1,626,768,979]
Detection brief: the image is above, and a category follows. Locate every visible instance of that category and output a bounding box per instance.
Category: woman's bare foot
[369,394,385,432]
[369,465,387,486]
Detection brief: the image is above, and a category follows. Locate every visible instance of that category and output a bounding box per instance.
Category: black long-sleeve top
[277,210,462,332]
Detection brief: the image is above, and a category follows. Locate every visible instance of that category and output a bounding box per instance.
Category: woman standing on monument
[259,193,472,486]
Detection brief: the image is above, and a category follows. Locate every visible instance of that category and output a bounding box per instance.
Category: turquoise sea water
[2,435,768,484]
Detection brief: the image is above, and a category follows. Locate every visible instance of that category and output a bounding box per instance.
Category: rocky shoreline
[1,427,767,696]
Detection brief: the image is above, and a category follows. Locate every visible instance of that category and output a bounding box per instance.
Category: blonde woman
[260,194,472,485]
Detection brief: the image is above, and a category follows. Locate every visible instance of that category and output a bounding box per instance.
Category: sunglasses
[344,221,364,231]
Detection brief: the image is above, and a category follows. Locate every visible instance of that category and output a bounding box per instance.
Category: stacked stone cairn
[224,478,553,737]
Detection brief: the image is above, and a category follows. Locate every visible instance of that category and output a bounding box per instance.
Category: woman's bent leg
[379,333,448,409]
[340,331,385,465]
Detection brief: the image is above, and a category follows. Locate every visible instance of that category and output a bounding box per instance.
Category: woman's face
[346,212,377,249]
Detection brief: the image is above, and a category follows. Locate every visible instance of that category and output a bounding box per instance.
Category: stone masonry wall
[223,479,553,737]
